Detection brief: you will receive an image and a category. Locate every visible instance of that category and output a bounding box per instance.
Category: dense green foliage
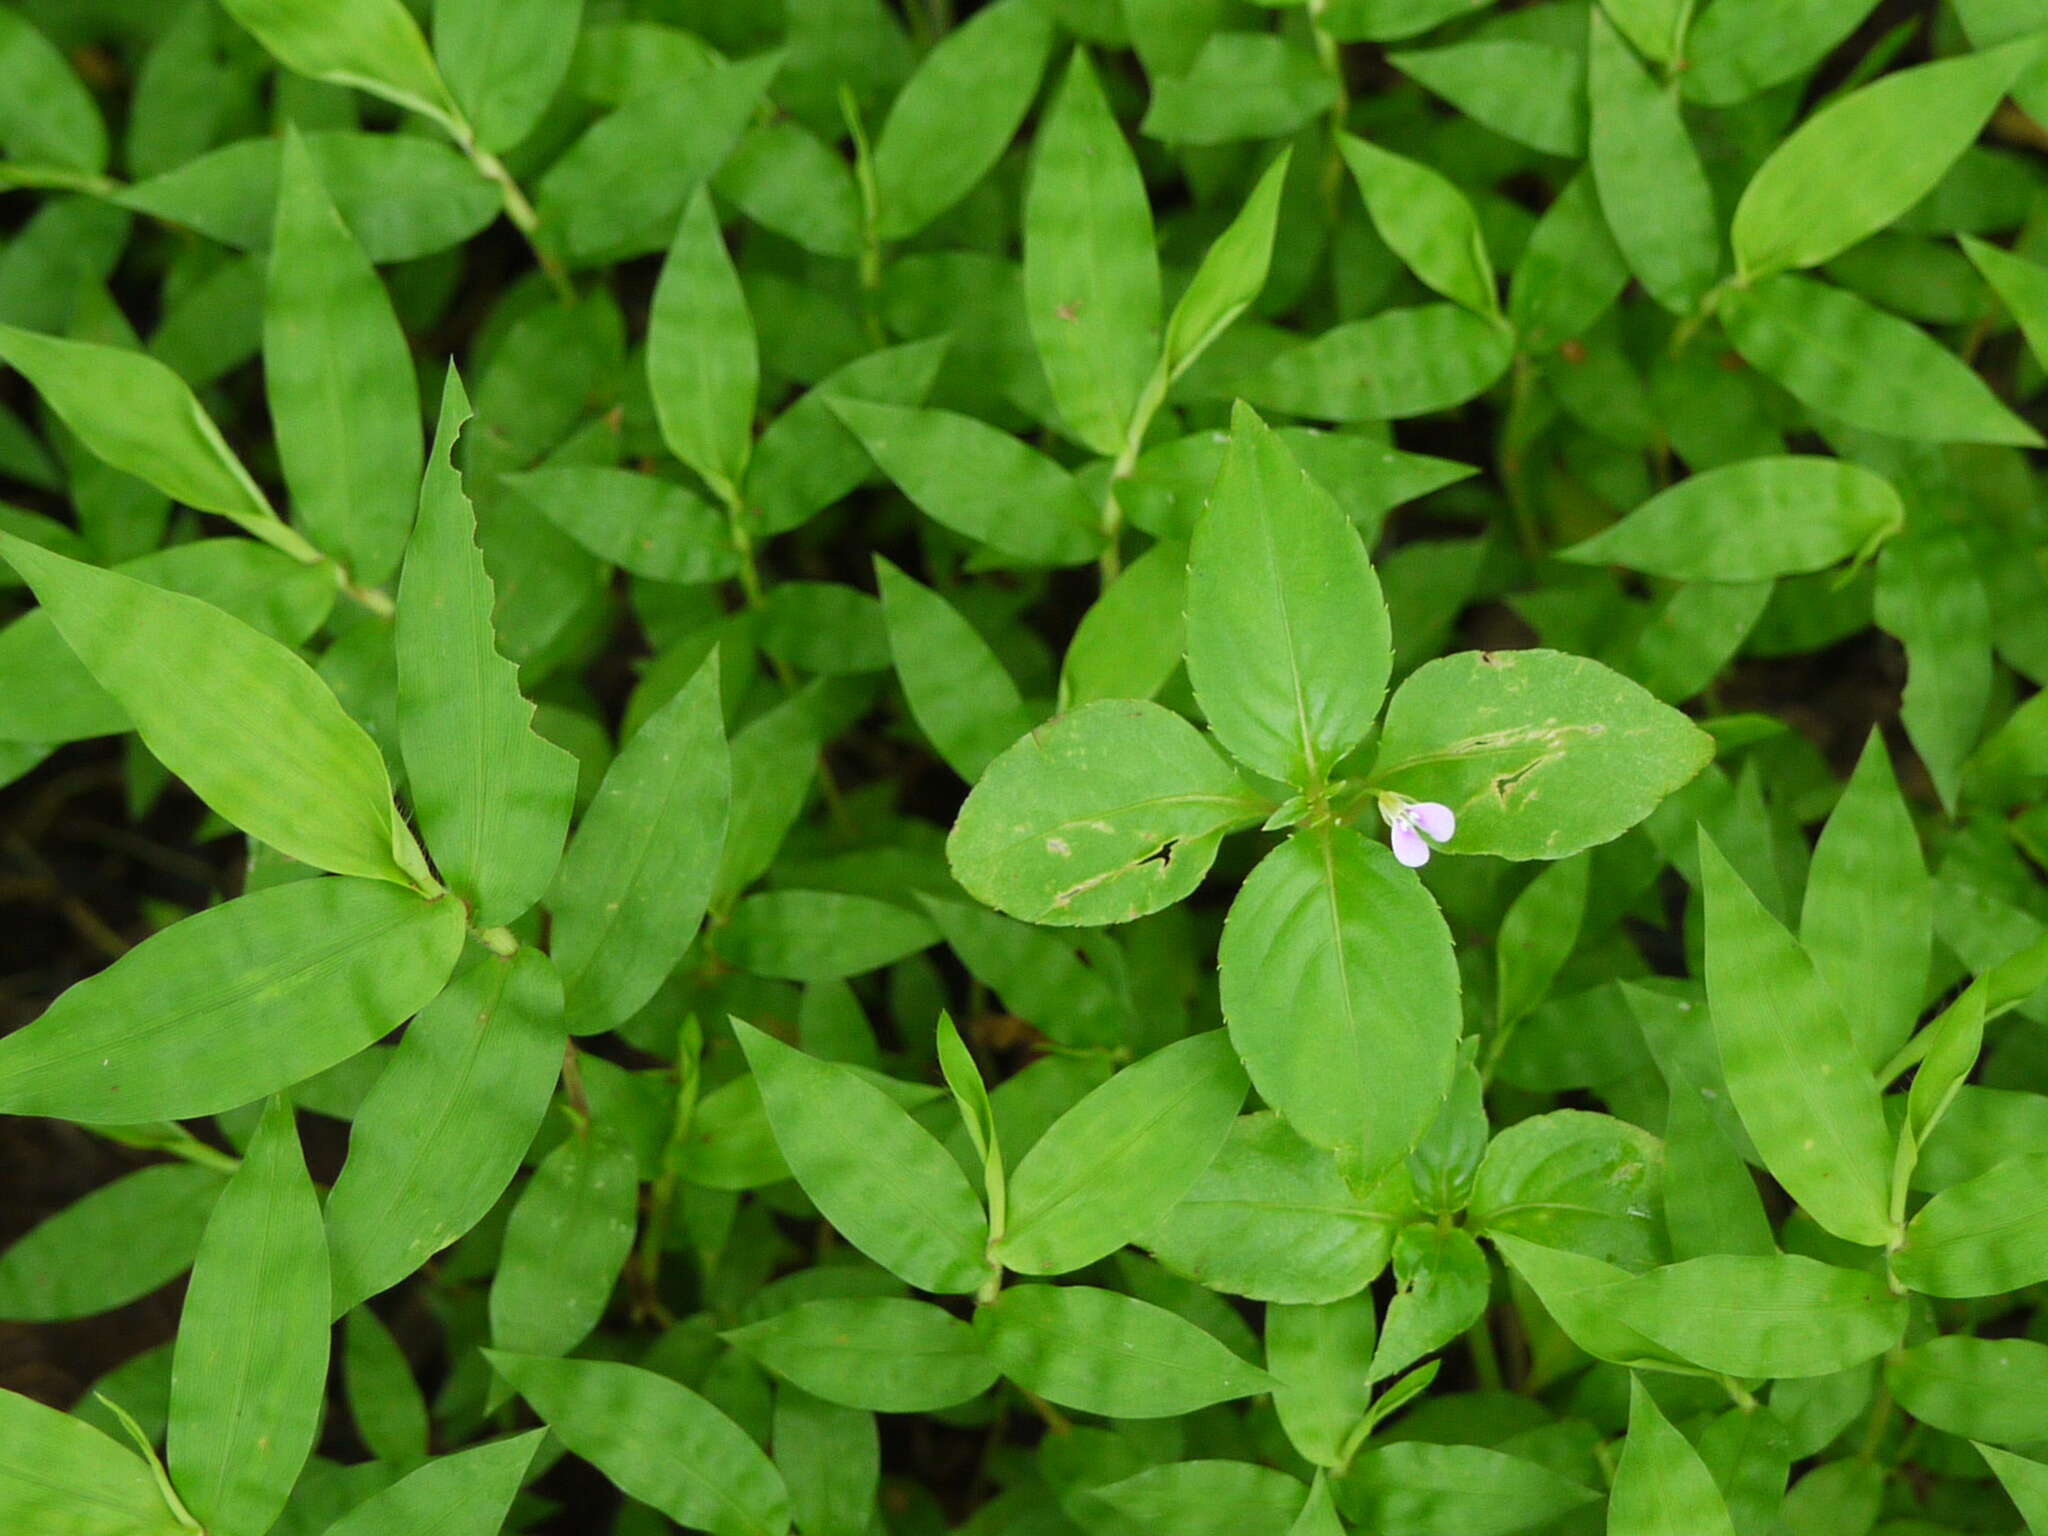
[2,1,2048,1533]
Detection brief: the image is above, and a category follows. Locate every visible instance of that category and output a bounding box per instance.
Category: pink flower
[1378,795,1456,868]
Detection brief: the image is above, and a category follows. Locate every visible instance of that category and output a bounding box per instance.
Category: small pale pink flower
[1378,795,1456,868]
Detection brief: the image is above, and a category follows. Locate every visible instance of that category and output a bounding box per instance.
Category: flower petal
[1390,819,1431,867]
[1409,802,1456,843]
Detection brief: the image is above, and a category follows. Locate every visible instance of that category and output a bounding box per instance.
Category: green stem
[449,118,574,306]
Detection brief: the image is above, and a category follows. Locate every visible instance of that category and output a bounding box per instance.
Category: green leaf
[0,9,108,172]
[1586,8,1719,313]
[1732,38,2042,280]
[0,325,285,545]
[1680,0,1877,107]
[871,0,1053,240]
[1162,149,1291,382]
[1289,1476,1346,1536]
[1060,536,1188,709]
[947,699,1264,926]
[716,120,863,259]
[1092,1461,1309,1535]
[875,556,1034,782]
[1962,234,2048,373]
[0,1164,222,1322]
[0,876,462,1124]
[1371,648,1715,860]
[1269,1293,1377,1466]
[719,890,938,981]
[487,1353,790,1536]
[725,1297,998,1412]
[998,1031,1245,1275]
[1242,303,1513,421]
[1141,33,1337,145]
[1701,832,1895,1247]
[1720,273,2042,446]
[1024,49,1159,457]
[1390,39,1585,158]
[1606,1255,1907,1378]
[549,650,728,1034]
[325,948,565,1314]
[975,1284,1275,1417]
[215,0,458,128]
[119,131,499,263]
[534,50,777,269]
[1611,1375,1738,1536]
[266,127,421,589]
[169,1097,329,1536]
[1977,1443,2048,1534]
[748,338,950,536]
[1219,826,1461,1168]
[735,1020,991,1294]
[0,1387,182,1536]
[1799,732,1929,1069]
[342,1308,426,1463]
[1470,1110,1665,1270]
[1493,858,1591,1030]
[1337,1443,1599,1536]
[1488,1233,1687,1370]
[828,399,1103,566]
[772,1387,876,1536]
[1145,1112,1412,1304]
[1186,402,1390,789]
[1339,134,1497,317]
[1559,458,1903,581]
[433,0,578,152]
[317,1432,544,1536]
[648,187,757,499]
[490,1120,639,1359]
[1893,1153,2048,1298]
[1371,1224,1490,1383]
[506,467,740,585]
[1507,170,1629,349]
[398,370,577,926]
[1876,519,1994,811]
[0,534,421,884]
[1887,1336,2048,1444]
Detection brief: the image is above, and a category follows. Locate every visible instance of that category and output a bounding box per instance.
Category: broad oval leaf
[1470,1110,1665,1270]
[947,700,1264,927]
[486,1352,790,1536]
[1145,1113,1413,1304]
[1219,827,1462,1170]
[998,1030,1246,1275]
[975,1284,1275,1418]
[0,877,463,1124]
[1371,648,1715,860]
[1186,402,1391,789]
[724,1297,998,1412]
[735,1020,990,1294]
[1701,832,1895,1247]
[1606,1254,1907,1378]
[1560,457,1902,581]
[1887,1336,2048,1445]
